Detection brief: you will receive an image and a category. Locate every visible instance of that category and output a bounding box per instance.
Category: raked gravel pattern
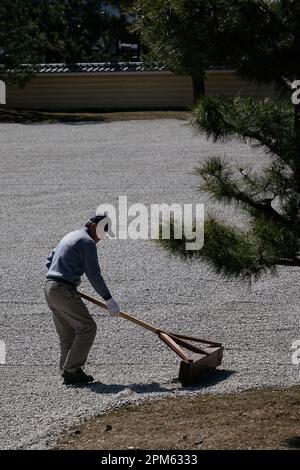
[0,120,299,449]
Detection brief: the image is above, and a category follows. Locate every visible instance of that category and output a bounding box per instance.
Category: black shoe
[62,368,94,385]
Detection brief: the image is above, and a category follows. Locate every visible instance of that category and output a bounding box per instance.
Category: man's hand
[106,298,120,317]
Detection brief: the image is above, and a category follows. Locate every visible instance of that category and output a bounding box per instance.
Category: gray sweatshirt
[46,228,112,301]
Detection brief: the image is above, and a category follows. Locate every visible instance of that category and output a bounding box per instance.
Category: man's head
[85,214,109,243]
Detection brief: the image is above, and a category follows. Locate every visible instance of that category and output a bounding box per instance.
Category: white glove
[106,298,120,317]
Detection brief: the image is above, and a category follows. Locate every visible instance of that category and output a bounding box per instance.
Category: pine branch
[192,96,296,165]
[196,157,286,225]
[158,217,300,280]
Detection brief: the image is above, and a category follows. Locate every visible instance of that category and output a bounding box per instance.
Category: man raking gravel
[44,214,120,385]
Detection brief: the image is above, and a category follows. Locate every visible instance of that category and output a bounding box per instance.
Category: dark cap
[89,214,107,224]
[89,213,109,232]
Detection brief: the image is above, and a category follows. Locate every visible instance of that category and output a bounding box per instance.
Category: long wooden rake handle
[79,291,222,365]
[80,291,192,362]
[79,291,160,334]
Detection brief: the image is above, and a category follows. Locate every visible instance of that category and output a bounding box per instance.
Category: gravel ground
[0,120,299,450]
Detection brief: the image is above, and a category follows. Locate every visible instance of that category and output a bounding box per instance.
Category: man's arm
[81,240,112,301]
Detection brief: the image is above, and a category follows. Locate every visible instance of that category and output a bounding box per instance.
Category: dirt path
[55,386,300,450]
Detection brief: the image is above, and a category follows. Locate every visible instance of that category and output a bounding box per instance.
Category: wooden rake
[79,292,224,386]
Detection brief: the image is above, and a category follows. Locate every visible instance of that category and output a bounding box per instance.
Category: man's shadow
[68,369,235,394]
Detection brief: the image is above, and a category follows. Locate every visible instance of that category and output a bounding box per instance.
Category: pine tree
[132,0,241,101]
[159,0,300,281]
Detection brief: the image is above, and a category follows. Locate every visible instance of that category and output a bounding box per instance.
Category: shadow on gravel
[70,381,172,394]
[179,369,235,390]
[285,436,300,449]
[0,108,107,124]
[67,370,235,394]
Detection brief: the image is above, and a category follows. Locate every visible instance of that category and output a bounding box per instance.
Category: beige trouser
[44,280,97,372]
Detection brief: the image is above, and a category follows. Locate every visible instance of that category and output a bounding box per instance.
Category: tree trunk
[192,75,205,103]
[293,103,300,225]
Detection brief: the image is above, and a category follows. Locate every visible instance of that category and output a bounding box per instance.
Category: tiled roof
[2,62,232,74]
[37,62,169,73]
[5,62,168,74]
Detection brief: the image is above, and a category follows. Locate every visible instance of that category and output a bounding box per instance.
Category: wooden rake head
[79,292,223,386]
[159,332,223,386]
